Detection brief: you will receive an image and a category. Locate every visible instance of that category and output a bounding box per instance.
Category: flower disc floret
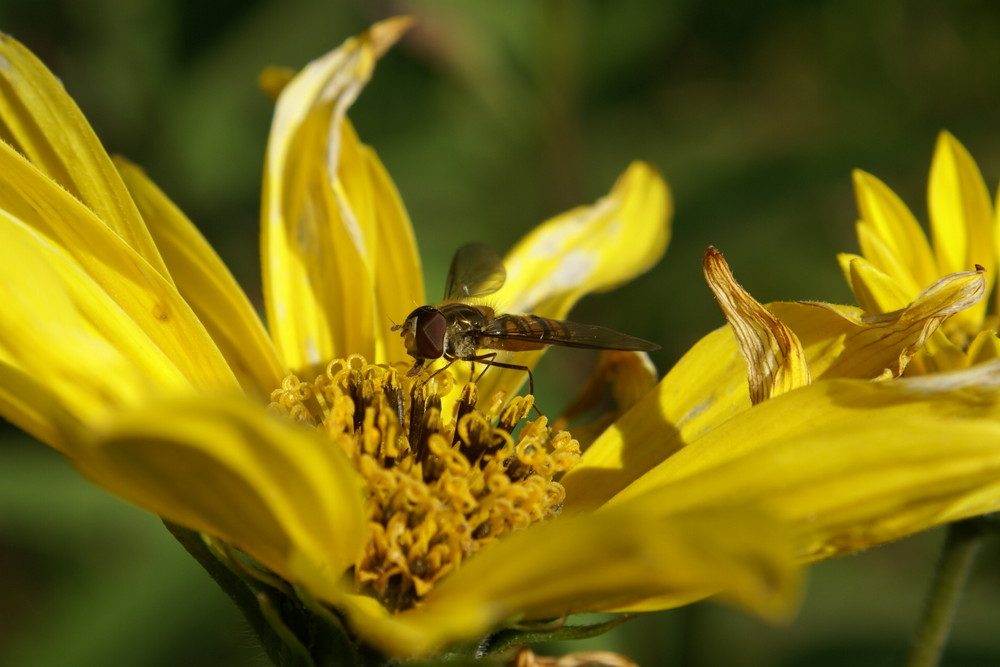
[268,355,580,612]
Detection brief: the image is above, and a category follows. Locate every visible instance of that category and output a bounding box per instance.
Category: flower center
[268,355,580,612]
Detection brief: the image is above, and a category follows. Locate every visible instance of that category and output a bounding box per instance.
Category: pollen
[267,355,581,612]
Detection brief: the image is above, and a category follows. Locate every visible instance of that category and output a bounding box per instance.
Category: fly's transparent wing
[481,314,661,351]
[444,242,507,300]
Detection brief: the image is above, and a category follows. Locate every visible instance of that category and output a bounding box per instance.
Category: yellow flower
[567,241,1000,575]
[840,131,1000,371]
[0,19,798,660]
[9,10,1000,660]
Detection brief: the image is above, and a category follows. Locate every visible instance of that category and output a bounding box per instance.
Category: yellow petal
[854,221,913,299]
[261,18,422,375]
[623,415,1000,561]
[72,395,368,589]
[968,330,1000,365]
[610,361,1000,526]
[477,161,671,399]
[995,181,1000,317]
[928,131,995,332]
[365,136,425,367]
[553,350,658,445]
[308,507,796,658]
[771,267,984,378]
[433,506,796,622]
[837,252,915,313]
[833,254,973,372]
[116,158,287,396]
[500,162,670,313]
[0,33,171,281]
[563,266,985,510]
[0,208,201,429]
[929,132,995,277]
[703,247,810,404]
[560,325,746,511]
[852,168,936,291]
[0,141,239,393]
[0,361,78,452]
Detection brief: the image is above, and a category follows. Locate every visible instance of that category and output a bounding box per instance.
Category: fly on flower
[393,242,661,392]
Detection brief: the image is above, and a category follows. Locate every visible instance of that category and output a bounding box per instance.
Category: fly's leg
[467,353,533,395]
[422,356,458,389]
[467,352,541,416]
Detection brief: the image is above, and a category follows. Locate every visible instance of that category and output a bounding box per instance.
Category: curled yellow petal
[476,161,671,399]
[880,265,987,366]
[262,18,422,375]
[500,162,671,315]
[772,266,985,379]
[73,395,368,589]
[703,246,810,404]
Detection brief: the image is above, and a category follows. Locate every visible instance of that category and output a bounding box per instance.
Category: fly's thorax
[438,302,494,359]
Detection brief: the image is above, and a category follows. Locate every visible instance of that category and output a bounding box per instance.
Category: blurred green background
[1,1,999,665]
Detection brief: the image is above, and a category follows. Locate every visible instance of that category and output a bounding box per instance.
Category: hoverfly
[392,242,660,393]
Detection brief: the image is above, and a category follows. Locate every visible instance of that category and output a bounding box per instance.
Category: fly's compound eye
[405,306,447,359]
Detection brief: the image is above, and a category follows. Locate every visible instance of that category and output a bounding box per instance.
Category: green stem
[905,519,985,667]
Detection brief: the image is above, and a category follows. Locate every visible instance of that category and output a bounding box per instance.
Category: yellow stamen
[268,355,580,612]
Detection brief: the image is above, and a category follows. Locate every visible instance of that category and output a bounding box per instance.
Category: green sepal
[483,614,635,656]
[294,586,387,667]
[164,521,367,667]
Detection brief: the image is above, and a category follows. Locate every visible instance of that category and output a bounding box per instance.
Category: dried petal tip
[268,356,581,611]
[703,247,811,403]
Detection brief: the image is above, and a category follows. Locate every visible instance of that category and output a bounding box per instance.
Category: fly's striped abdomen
[482,314,659,352]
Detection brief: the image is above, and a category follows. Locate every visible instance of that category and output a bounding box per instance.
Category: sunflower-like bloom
[3,17,1000,663]
[839,131,1000,372]
[0,19,796,660]
[565,244,1000,570]
[562,136,1000,566]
